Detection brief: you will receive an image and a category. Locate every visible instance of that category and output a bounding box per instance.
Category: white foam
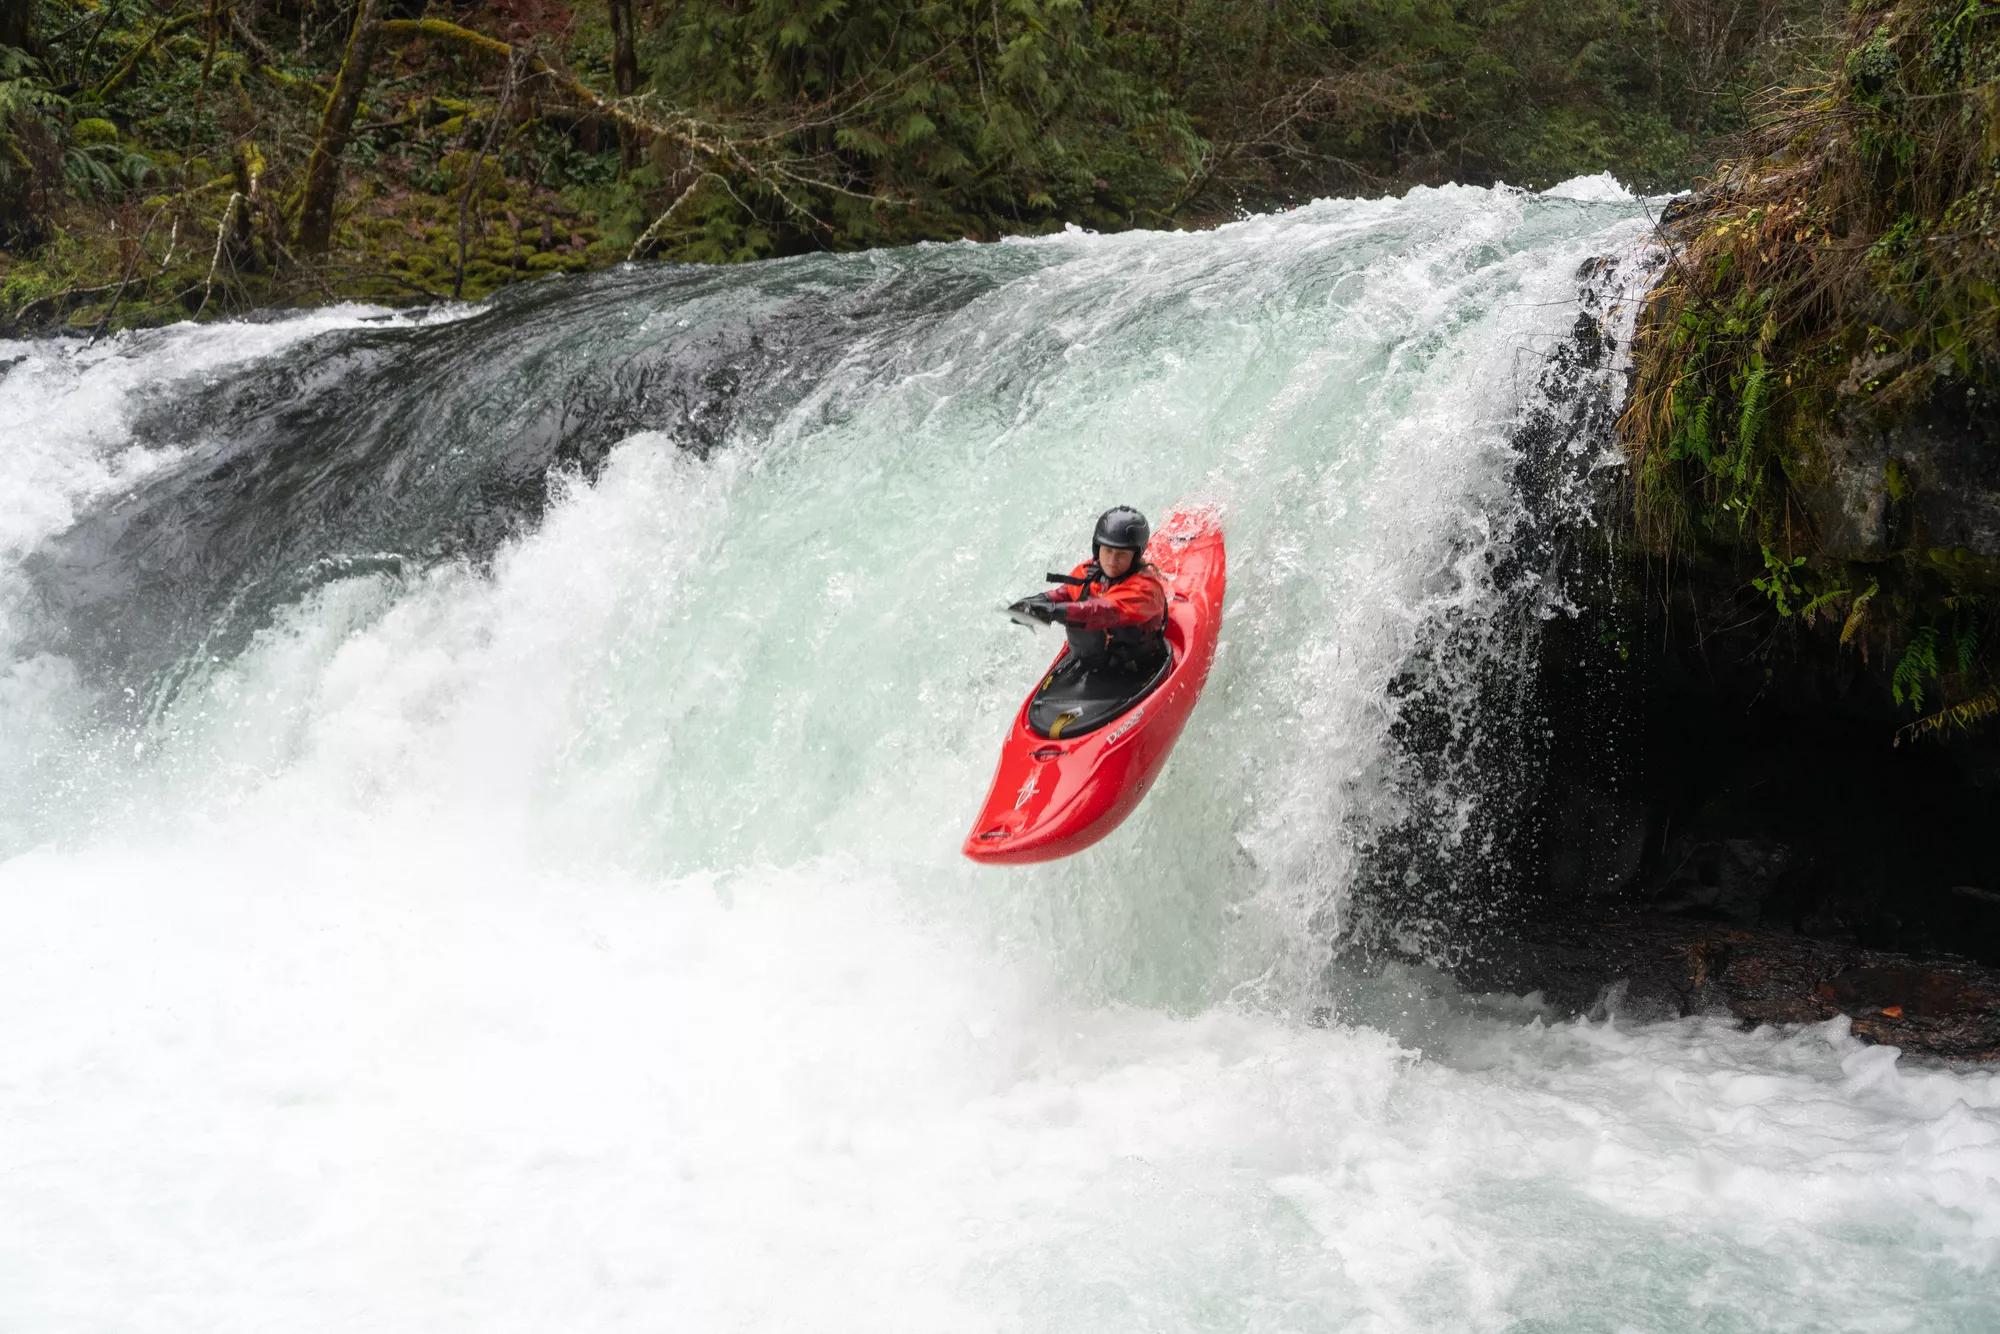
[3,827,1993,1332]
[1543,173,1639,203]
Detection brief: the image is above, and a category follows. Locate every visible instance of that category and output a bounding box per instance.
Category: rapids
[2,178,1995,1331]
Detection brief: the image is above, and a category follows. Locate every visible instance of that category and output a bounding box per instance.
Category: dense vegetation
[1622,0,1999,738]
[3,0,1834,328]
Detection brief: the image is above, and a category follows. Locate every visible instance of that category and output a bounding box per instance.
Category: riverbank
[4,0,1830,337]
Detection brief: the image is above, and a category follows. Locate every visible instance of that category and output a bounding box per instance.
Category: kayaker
[1011,506,1169,675]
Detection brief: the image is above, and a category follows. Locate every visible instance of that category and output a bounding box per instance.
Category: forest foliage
[1,0,1836,328]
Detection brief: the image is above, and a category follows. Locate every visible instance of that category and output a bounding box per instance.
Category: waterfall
[3,177,1993,1332]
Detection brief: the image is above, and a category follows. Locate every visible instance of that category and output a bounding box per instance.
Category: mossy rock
[73,119,120,146]
[439,150,508,201]
[524,251,582,273]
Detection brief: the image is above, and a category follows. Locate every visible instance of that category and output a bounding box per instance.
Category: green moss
[1884,457,1911,502]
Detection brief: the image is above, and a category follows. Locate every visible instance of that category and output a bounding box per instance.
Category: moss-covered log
[375,17,750,173]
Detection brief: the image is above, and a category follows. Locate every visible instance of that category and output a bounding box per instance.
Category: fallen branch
[197,191,248,319]
[627,171,722,261]
[379,19,743,162]
[10,281,126,323]
[224,5,279,68]
[379,16,889,238]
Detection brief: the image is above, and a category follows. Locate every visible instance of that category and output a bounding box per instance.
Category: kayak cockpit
[1026,646,1173,739]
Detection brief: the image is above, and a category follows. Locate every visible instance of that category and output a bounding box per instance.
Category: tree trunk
[0,0,34,247]
[1251,0,1279,111]
[608,0,640,174]
[294,0,385,256]
[0,0,32,53]
[1166,0,1191,97]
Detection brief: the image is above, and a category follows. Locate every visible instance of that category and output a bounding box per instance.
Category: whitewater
[2,179,1995,1332]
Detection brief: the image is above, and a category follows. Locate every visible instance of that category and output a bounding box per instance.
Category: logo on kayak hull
[1105,707,1146,744]
[1013,772,1039,809]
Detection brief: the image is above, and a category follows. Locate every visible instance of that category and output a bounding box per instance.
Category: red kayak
[963,505,1226,865]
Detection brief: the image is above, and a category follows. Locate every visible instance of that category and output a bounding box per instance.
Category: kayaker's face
[1098,546,1136,578]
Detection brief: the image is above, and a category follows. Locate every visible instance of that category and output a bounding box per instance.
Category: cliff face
[1796,373,2000,573]
[1473,0,2000,1057]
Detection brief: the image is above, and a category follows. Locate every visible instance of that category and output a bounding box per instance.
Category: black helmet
[1092,506,1150,554]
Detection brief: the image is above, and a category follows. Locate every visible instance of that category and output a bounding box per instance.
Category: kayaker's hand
[1011,596,1060,625]
[1006,598,1048,628]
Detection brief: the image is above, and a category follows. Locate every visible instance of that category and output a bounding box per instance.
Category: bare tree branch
[627,170,722,261]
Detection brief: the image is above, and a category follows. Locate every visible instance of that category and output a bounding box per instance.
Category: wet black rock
[1458,907,2000,1062]
[1495,527,2000,1059]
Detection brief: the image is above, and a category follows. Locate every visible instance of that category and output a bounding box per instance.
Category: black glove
[1009,596,1063,625]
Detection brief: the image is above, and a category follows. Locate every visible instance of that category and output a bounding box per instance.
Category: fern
[1736,360,1771,454]
[1798,585,1850,623]
[62,141,156,198]
[1840,582,1879,644]
[0,49,68,190]
[1954,602,1981,674]
[1892,626,1940,710]
[1677,393,1714,464]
